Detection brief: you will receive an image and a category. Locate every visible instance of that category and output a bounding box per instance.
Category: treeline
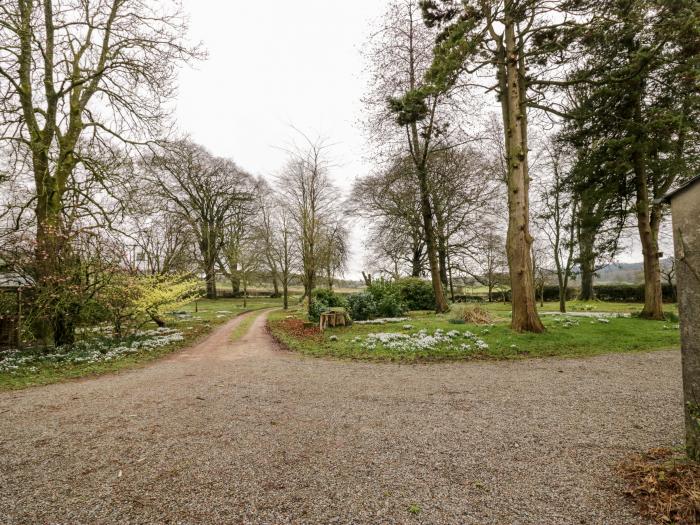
[0,1,349,347]
[353,0,698,328]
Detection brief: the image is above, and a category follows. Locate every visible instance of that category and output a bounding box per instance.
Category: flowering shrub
[355,328,489,353]
[0,327,184,374]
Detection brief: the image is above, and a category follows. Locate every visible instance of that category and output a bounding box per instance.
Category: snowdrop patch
[0,328,185,374]
[354,317,411,325]
[357,329,489,354]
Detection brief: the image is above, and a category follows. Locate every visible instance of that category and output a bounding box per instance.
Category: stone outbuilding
[0,271,33,349]
[662,175,700,460]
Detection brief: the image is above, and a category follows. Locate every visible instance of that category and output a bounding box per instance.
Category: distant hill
[594,259,673,284]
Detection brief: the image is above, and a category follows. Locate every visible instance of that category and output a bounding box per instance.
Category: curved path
[0,310,683,524]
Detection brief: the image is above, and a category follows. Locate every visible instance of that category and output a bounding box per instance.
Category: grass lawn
[478,299,679,316]
[268,302,680,363]
[0,296,284,391]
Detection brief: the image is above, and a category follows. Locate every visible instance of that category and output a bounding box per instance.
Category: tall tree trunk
[282,275,289,310]
[411,246,422,277]
[632,100,664,320]
[447,253,455,302]
[435,211,449,288]
[637,203,664,319]
[578,230,596,302]
[558,274,567,314]
[204,263,216,299]
[200,228,217,299]
[500,18,543,333]
[327,267,333,290]
[35,169,77,346]
[271,272,280,297]
[416,164,448,313]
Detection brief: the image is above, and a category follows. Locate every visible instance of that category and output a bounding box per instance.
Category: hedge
[501,283,675,303]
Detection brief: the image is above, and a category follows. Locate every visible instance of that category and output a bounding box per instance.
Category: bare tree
[317,220,349,290]
[0,0,200,344]
[458,225,509,303]
[536,142,578,313]
[276,133,337,316]
[127,212,196,275]
[364,0,471,312]
[349,157,425,278]
[272,203,298,310]
[146,141,253,299]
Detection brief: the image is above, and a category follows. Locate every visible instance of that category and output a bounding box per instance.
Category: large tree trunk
[271,272,280,297]
[500,18,544,333]
[416,164,449,313]
[204,264,217,299]
[435,212,449,288]
[35,163,78,346]
[578,229,596,301]
[411,246,422,277]
[632,109,664,320]
[558,275,567,314]
[230,276,240,295]
[637,206,664,319]
[282,275,289,310]
[200,229,217,299]
[577,197,597,301]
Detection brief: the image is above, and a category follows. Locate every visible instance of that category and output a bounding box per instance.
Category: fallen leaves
[619,448,700,524]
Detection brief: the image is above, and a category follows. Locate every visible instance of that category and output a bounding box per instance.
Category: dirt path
[0,310,683,524]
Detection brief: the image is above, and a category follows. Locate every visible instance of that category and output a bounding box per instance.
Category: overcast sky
[174,0,660,279]
[174,0,387,279]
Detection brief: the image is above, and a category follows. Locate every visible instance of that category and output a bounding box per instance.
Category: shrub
[347,292,378,321]
[312,288,347,308]
[394,277,435,310]
[308,288,347,322]
[367,280,407,318]
[453,295,485,303]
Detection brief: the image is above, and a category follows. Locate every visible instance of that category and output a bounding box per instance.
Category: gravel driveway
[0,310,683,524]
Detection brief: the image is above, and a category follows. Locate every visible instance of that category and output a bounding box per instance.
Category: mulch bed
[619,447,700,524]
[274,318,322,340]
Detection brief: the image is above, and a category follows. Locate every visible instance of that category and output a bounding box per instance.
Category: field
[0,296,284,391]
[268,301,680,363]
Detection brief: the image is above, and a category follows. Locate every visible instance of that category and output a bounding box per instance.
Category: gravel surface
[0,310,683,524]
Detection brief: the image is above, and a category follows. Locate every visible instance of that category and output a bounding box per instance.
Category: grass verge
[267,306,679,363]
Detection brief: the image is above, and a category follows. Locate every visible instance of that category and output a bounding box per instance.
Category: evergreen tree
[564,0,699,318]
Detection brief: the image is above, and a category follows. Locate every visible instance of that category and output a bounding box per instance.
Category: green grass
[477,299,679,316]
[0,296,283,391]
[268,304,680,363]
[229,309,268,342]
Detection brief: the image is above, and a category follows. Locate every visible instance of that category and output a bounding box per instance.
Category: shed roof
[659,175,700,203]
[0,272,33,290]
